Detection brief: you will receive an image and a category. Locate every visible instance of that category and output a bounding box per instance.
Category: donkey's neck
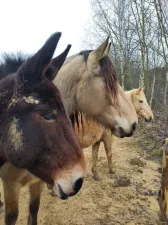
[0,74,16,115]
[54,56,86,115]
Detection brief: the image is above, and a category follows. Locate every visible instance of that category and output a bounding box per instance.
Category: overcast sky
[0,0,91,57]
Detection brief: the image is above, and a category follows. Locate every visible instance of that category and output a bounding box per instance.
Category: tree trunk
[164,67,168,107]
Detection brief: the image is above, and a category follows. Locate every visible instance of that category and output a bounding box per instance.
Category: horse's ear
[45,44,71,81]
[104,42,111,56]
[138,87,145,93]
[135,88,141,95]
[17,32,61,92]
[89,37,109,62]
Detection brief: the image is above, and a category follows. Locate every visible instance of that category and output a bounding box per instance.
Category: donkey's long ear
[89,37,109,63]
[45,44,71,81]
[17,32,61,92]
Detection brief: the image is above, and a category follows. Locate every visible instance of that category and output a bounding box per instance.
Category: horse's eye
[139,100,143,103]
[43,113,56,120]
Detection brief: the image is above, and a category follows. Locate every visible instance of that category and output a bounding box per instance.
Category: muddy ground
[0,136,162,225]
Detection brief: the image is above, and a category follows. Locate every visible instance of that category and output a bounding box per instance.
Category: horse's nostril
[132,122,136,132]
[74,178,84,194]
[119,127,125,137]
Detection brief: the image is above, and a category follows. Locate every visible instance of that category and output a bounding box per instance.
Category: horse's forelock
[99,56,118,104]
[80,51,118,104]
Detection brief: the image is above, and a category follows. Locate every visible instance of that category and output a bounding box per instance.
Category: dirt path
[0,136,162,225]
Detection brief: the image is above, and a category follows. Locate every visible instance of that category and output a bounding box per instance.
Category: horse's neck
[125,90,133,105]
[0,74,15,116]
[54,56,85,115]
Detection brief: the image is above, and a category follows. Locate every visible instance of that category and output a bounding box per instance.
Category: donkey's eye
[43,113,56,120]
[139,100,143,103]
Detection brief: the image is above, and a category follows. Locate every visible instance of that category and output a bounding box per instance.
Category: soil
[0,136,163,225]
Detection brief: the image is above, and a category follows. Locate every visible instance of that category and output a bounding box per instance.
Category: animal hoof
[0,201,4,215]
[93,175,101,181]
[0,200,3,207]
[109,169,115,174]
[51,190,57,197]
[47,184,53,190]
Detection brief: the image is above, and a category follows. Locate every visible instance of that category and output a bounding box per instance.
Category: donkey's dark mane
[0,52,29,79]
[0,52,67,118]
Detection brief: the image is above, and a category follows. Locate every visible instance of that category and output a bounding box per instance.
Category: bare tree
[82,0,168,105]
[153,0,168,107]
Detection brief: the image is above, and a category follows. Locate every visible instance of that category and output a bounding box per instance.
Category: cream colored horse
[91,87,154,180]
[53,37,138,138]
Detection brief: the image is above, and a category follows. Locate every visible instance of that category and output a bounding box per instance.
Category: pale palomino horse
[83,87,153,180]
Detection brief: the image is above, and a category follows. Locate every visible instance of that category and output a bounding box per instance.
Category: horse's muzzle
[118,122,137,138]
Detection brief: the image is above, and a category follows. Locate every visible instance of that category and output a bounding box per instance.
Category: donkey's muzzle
[58,177,84,200]
[74,177,84,193]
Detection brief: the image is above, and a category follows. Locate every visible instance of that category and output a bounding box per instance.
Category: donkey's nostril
[132,122,136,132]
[58,184,68,200]
[74,178,84,194]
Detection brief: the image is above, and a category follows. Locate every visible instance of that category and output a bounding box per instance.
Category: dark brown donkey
[0,32,86,225]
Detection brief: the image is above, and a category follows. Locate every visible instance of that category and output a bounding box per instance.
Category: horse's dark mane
[0,52,29,79]
[79,50,92,61]
[70,112,83,129]
[79,50,118,100]
[74,50,118,129]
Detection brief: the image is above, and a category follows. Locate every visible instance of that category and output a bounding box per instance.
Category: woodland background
[82,0,168,158]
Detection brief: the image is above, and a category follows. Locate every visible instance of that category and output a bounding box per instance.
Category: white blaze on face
[8,117,23,150]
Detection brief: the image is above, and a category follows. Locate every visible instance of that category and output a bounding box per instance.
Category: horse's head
[60,38,138,138]
[130,88,154,122]
[1,33,86,199]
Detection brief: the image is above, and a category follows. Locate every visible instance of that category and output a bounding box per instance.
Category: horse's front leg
[92,141,101,180]
[28,181,44,225]
[3,181,21,225]
[102,129,114,174]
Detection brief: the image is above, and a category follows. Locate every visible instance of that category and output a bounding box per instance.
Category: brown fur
[0,33,86,225]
